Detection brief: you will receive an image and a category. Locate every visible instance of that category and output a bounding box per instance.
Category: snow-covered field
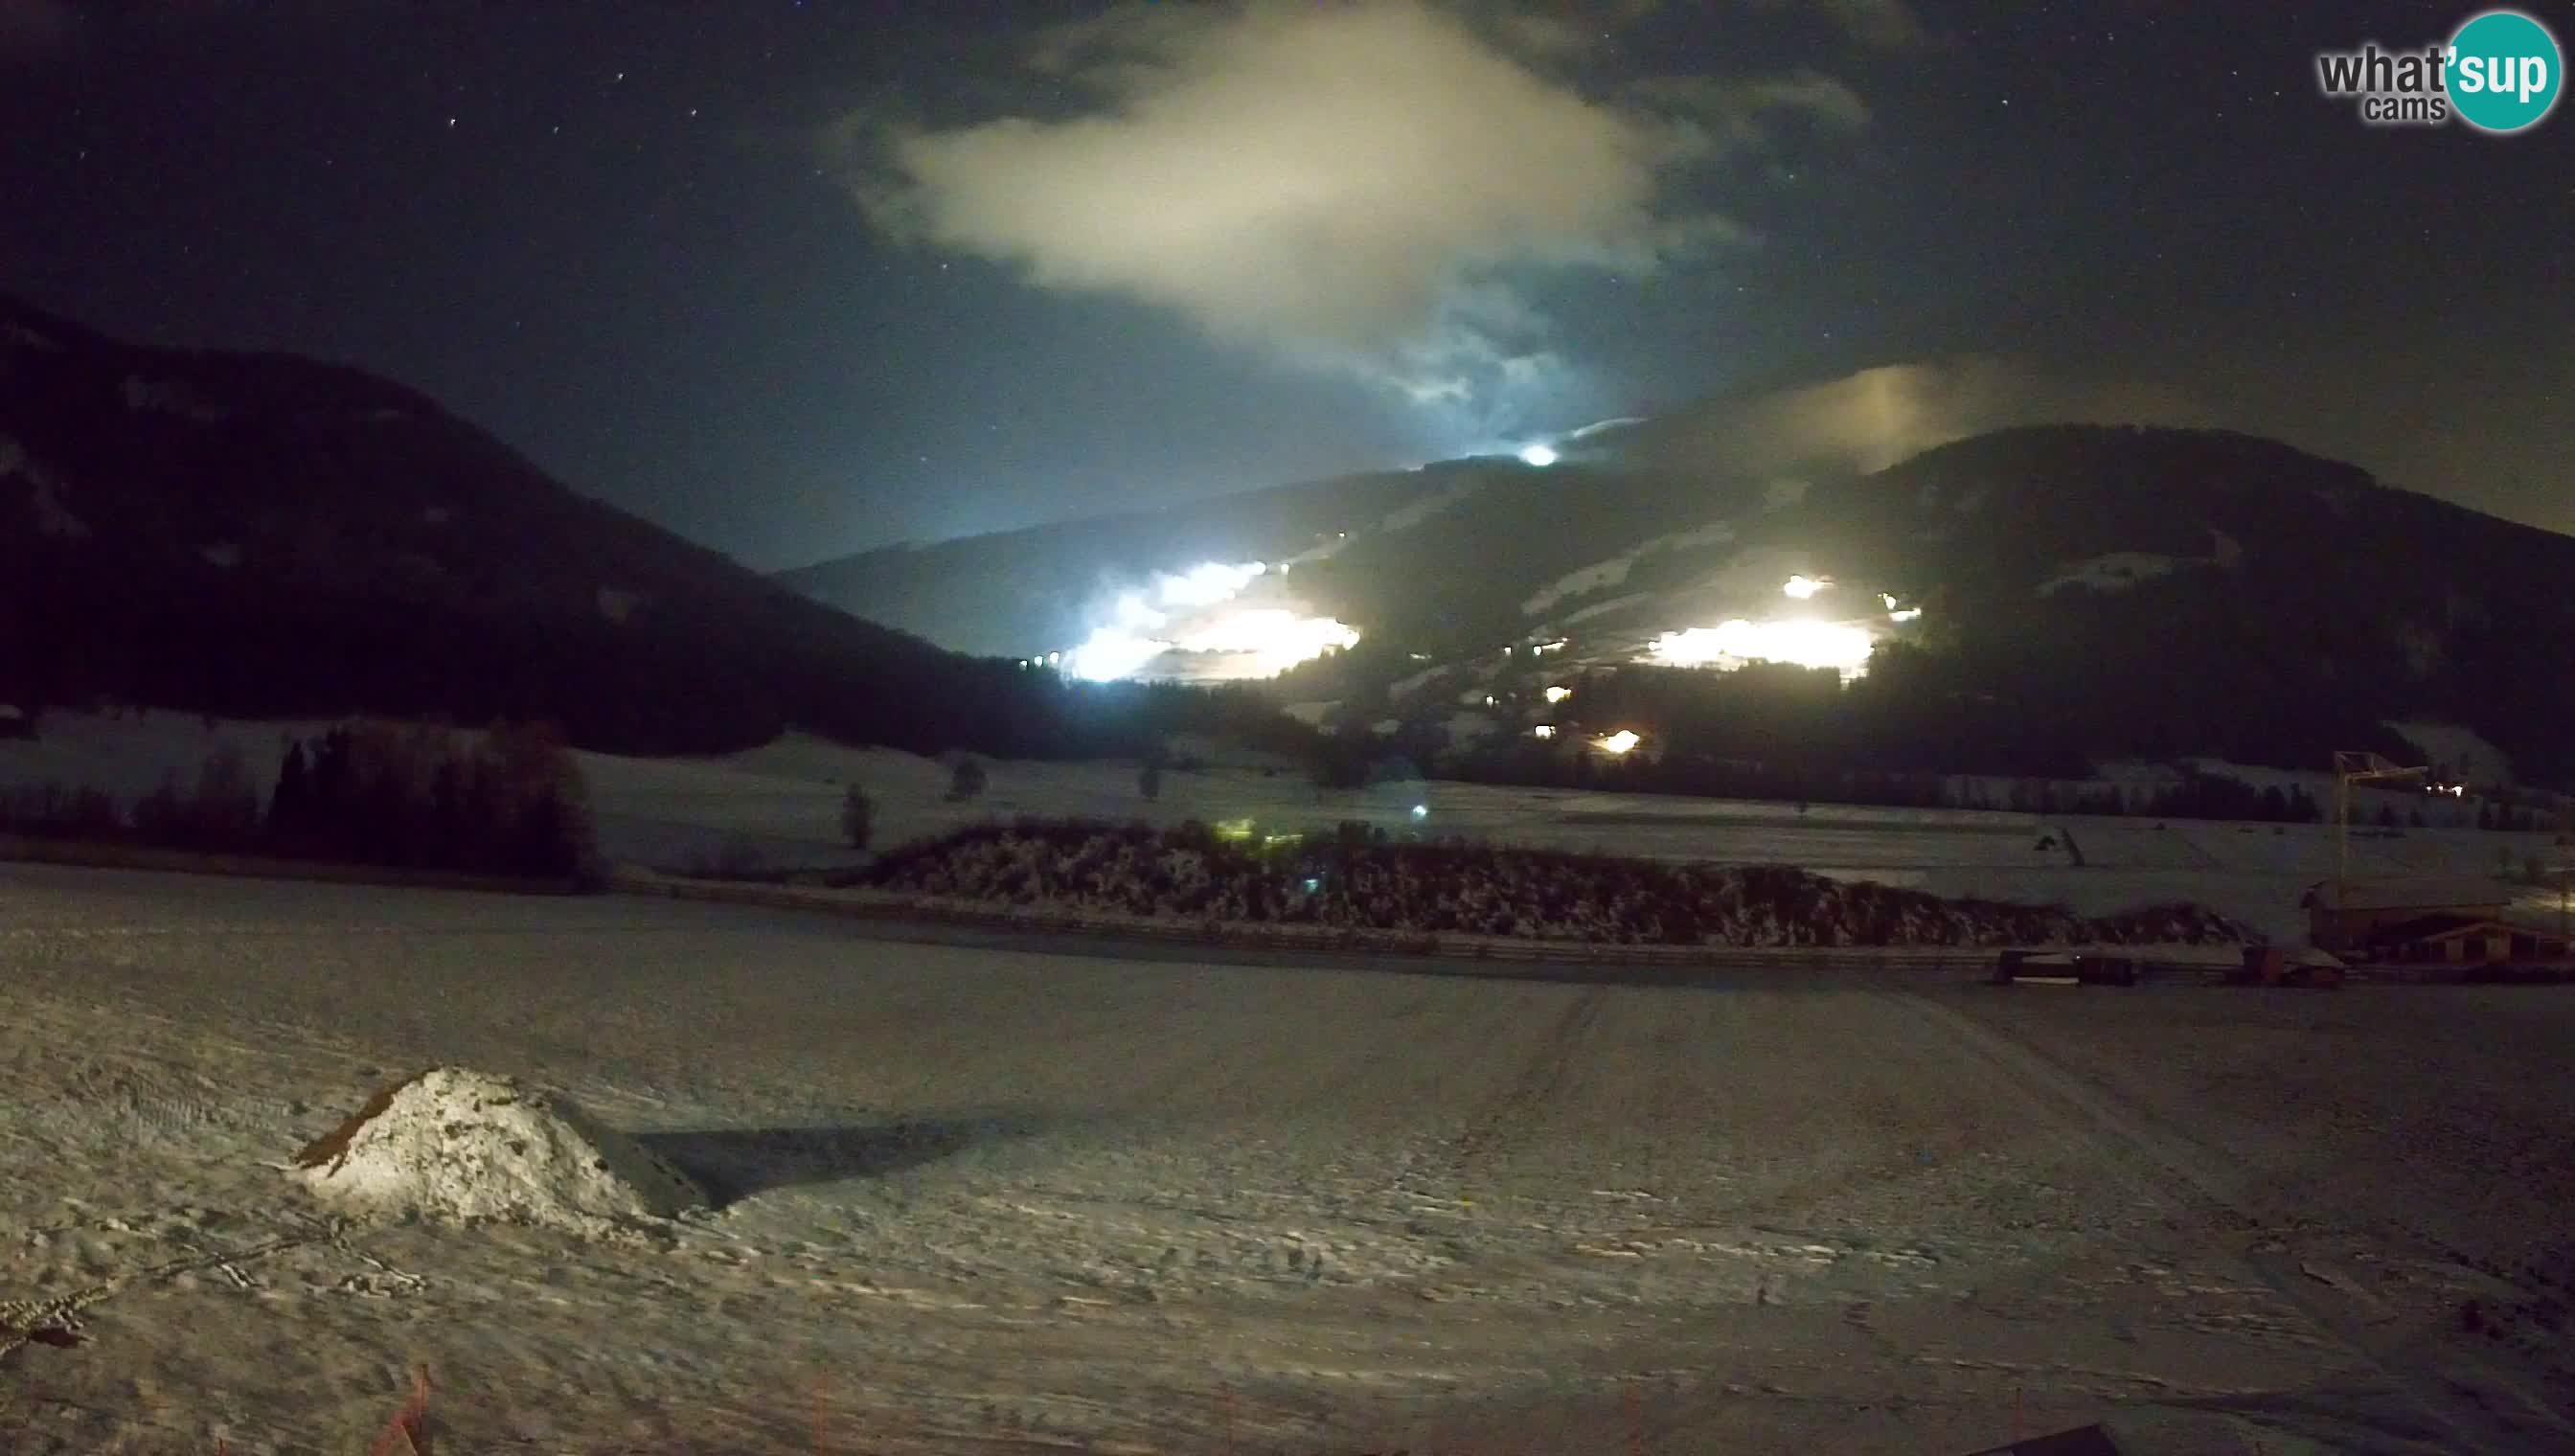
[4,714,2565,947]
[3,865,2572,1453]
[569,739,2564,949]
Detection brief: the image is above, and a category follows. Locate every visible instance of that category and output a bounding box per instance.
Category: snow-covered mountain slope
[775,459,1492,661]
[783,418,2575,786]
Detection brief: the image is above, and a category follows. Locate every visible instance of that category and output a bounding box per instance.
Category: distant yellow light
[1594,729,1641,755]
[1532,724,1558,739]
[1784,575,1830,600]
[1543,685,1572,703]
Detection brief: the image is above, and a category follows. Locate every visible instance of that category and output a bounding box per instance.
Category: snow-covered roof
[2302,876,2512,912]
[2384,720,2511,786]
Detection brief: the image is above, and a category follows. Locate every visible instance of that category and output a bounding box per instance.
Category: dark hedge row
[863,819,2251,948]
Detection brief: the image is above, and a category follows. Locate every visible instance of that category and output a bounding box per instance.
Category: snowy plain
[4,864,2574,1454]
[4,716,2574,1450]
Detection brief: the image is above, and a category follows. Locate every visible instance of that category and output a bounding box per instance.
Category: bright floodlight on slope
[1518,444,1558,467]
[1783,575,1829,600]
[1064,626,1171,682]
[1649,620,1877,676]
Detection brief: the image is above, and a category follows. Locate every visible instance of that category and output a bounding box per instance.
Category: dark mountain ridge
[0,294,1132,758]
[786,417,2575,787]
[777,460,1477,660]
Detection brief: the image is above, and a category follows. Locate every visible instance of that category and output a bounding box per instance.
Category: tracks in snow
[1881,989,2575,1454]
[1448,986,1606,1172]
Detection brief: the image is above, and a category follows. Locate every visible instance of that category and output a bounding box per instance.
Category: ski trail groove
[1448,986,1606,1173]
[1880,988,2572,1455]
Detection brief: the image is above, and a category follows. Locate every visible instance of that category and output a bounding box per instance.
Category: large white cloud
[843,0,1862,394]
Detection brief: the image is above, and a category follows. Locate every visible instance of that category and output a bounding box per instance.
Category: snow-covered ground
[4,713,2564,948]
[4,863,2572,1453]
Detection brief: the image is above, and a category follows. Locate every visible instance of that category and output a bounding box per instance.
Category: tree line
[0,718,598,881]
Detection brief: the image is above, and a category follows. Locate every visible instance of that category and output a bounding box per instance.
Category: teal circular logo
[2447,10,2562,133]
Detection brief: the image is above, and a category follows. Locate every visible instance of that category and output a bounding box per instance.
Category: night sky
[5,1,2568,568]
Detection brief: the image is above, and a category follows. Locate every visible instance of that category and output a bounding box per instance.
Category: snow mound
[292,1067,705,1233]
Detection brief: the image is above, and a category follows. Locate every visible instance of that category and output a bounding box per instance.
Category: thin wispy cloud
[1622,356,2215,478]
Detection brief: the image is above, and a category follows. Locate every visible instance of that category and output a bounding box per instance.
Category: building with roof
[2367,913,2515,967]
[2300,876,2510,958]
